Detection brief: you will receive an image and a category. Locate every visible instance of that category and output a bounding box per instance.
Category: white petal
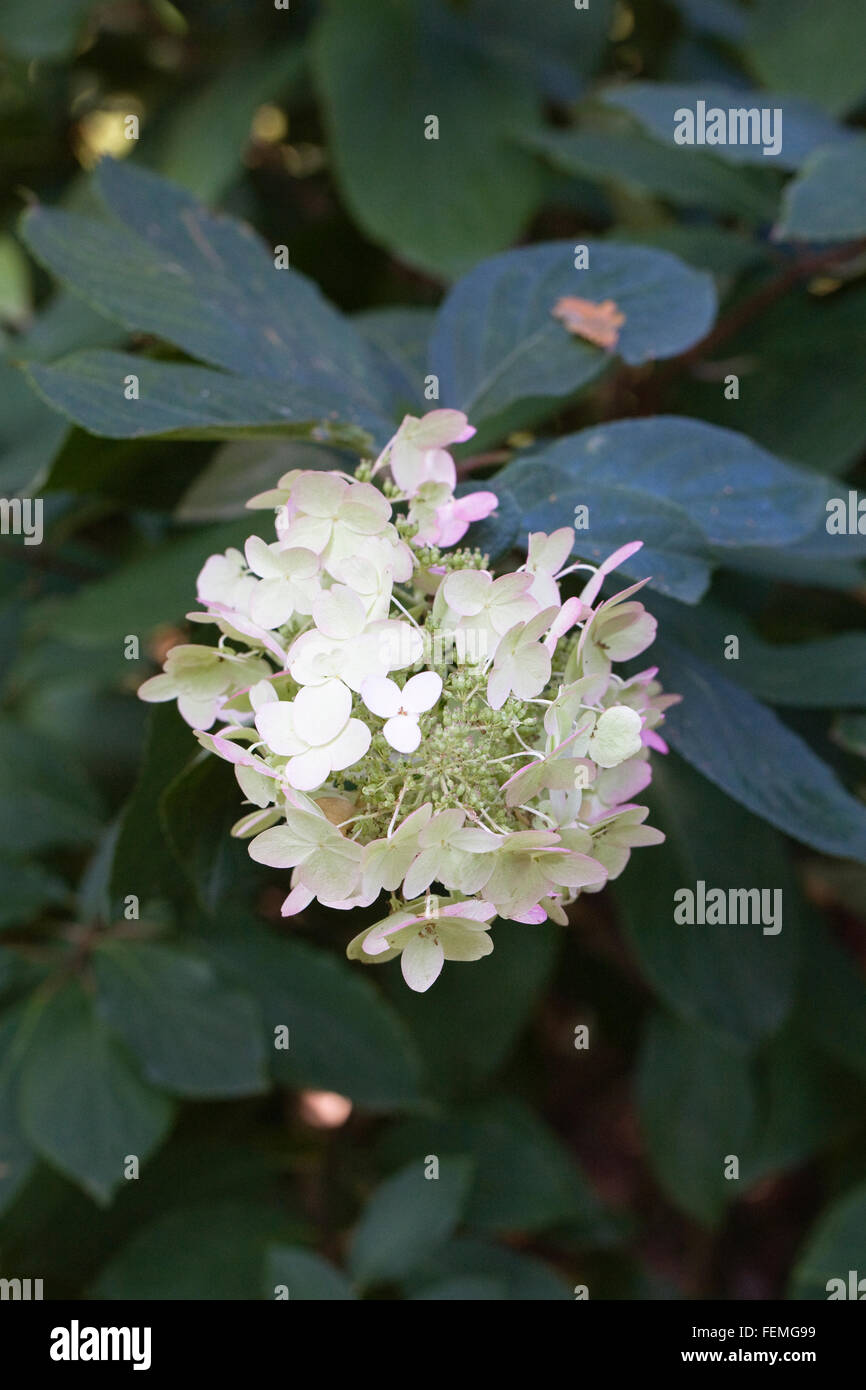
[286,747,332,791]
[486,667,511,711]
[402,670,442,714]
[137,673,177,703]
[293,679,351,746]
[442,569,490,616]
[249,579,295,629]
[244,535,281,579]
[384,714,421,753]
[401,934,445,992]
[177,694,218,730]
[328,718,372,771]
[256,701,304,755]
[313,584,366,640]
[292,472,347,517]
[361,674,401,718]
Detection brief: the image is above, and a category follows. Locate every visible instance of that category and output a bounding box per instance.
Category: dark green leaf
[381,919,558,1099]
[602,83,849,170]
[747,0,866,117]
[522,127,779,222]
[615,755,801,1048]
[265,1246,356,1301]
[90,1200,300,1298]
[24,351,381,445]
[93,940,267,1099]
[212,923,425,1110]
[0,715,103,853]
[790,1184,866,1299]
[19,983,174,1204]
[380,1097,603,1236]
[637,1010,755,1226]
[775,137,866,242]
[313,0,543,277]
[430,243,716,428]
[349,1156,473,1287]
[655,638,866,862]
[175,439,355,522]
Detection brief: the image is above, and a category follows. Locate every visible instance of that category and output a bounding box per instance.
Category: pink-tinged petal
[440,900,496,921]
[361,674,401,718]
[201,602,289,663]
[206,734,279,777]
[510,905,548,924]
[545,596,589,649]
[402,670,443,714]
[580,540,644,606]
[642,728,669,753]
[281,883,314,916]
[384,713,422,753]
[363,913,419,951]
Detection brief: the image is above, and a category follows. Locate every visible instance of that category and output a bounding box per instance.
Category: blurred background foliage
[1,0,866,1300]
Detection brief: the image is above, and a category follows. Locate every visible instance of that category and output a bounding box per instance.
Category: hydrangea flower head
[140,411,677,990]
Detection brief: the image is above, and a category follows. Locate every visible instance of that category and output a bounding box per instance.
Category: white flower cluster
[140,410,677,991]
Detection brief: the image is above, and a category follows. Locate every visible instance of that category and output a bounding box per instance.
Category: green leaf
[381,919,558,1099]
[35,518,264,649]
[92,940,267,1100]
[405,1235,572,1299]
[490,416,825,601]
[154,47,307,201]
[379,1097,603,1236]
[522,127,779,222]
[603,83,849,170]
[0,715,103,853]
[430,242,716,430]
[678,281,866,476]
[650,595,866,708]
[790,1183,866,1298]
[747,0,866,117]
[467,0,612,103]
[211,923,425,1110]
[0,0,98,60]
[110,706,198,908]
[348,1156,473,1288]
[776,137,866,242]
[90,1200,300,1298]
[0,357,67,493]
[313,0,543,278]
[354,307,436,415]
[800,916,866,1081]
[0,855,68,930]
[741,1025,861,1185]
[655,638,866,863]
[265,1246,356,1301]
[24,351,381,445]
[637,1011,755,1227]
[615,755,801,1049]
[175,439,355,522]
[0,1009,37,1214]
[159,753,255,914]
[18,983,174,1204]
[20,159,395,436]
